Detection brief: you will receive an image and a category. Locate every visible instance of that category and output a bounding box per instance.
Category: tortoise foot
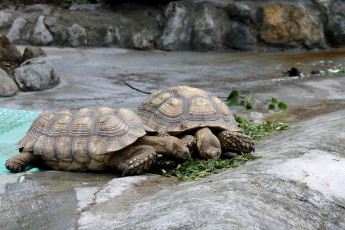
[112,145,157,176]
[5,160,26,173]
[5,152,39,173]
[218,130,255,154]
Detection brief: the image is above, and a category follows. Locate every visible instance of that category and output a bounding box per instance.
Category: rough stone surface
[22,46,47,62]
[0,68,18,97]
[0,47,345,229]
[327,11,345,46]
[159,2,192,50]
[66,24,87,47]
[260,4,325,48]
[0,1,344,51]
[223,22,257,51]
[32,15,53,45]
[14,57,60,91]
[0,12,12,29]
[6,17,27,43]
[0,34,22,62]
[191,4,229,51]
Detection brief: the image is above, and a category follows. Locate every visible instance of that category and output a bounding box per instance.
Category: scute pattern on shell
[137,86,239,134]
[16,107,147,171]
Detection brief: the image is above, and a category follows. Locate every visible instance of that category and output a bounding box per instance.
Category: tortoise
[136,86,255,159]
[5,107,190,176]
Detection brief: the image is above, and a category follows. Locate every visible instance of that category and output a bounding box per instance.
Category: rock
[260,4,324,49]
[159,2,192,50]
[0,34,22,62]
[223,22,257,51]
[0,12,13,29]
[67,24,87,47]
[191,4,228,51]
[22,46,47,62]
[7,17,27,43]
[326,12,345,46]
[0,68,18,97]
[69,3,102,11]
[14,57,60,91]
[226,2,254,24]
[32,15,53,46]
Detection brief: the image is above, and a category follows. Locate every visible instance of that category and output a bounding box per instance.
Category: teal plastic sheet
[0,108,41,174]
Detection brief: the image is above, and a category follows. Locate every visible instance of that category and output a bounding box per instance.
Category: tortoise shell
[17,107,146,171]
[137,86,239,135]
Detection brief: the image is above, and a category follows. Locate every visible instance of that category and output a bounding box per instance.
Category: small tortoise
[5,107,190,176]
[137,86,255,159]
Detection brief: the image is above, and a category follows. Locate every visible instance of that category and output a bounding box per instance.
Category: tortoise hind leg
[218,130,255,155]
[5,152,41,173]
[108,145,157,176]
[195,127,222,159]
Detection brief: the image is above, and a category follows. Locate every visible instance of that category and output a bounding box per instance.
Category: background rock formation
[0,0,344,51]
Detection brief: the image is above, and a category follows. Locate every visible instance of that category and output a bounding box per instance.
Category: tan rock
[0,68,18,97]
[0,34,22,62]
[260,4,324,48]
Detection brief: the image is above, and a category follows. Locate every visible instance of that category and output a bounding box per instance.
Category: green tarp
[0,108,41,174]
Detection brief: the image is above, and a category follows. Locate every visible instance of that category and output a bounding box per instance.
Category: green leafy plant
[152,154,261,181]
[322,70,333,76]
[234,115,290,140]
[226,90,253,110]
[151,116,289,181]
[269,97,288,110]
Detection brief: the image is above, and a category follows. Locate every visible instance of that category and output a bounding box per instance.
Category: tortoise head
[163,136,191,161]
[168,136,191,161]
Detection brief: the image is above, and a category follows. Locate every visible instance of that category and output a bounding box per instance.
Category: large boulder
[0,12,13,29]
[0,68,18,97]
[66,24,87,47]
[326,12,345,46]
[14,57,60,91]
[159,2,193,50]
[0,34,22,62]
[32,15,53,46]
[260,4,325,48]
[223,22,257,51]
[191,4,229,51]
[6,17,28,43]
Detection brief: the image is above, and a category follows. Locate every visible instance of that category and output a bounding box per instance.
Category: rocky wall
[0,0,344,51]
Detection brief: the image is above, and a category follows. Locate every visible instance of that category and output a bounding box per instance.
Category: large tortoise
[137,86,255,159]
[5,107,190,176]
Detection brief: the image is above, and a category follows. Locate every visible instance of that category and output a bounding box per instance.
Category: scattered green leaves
[268,104,275,110]
[322,70,333,76]
[271,97,279,104]
[234,115,290,140]
[151,154,261,181]
[226,90,253,110]
[269,97,288,110]
[278,102,288,110]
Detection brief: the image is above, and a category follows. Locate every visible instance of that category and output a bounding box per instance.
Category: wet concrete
[1,47,345,120]
[1,47,345,229]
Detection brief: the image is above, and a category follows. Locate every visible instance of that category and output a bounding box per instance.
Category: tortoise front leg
[108,144,157,176]
[180,134,197,155]
[195,127,222,159]
[5,152,41,173]
[218,130,255,154]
